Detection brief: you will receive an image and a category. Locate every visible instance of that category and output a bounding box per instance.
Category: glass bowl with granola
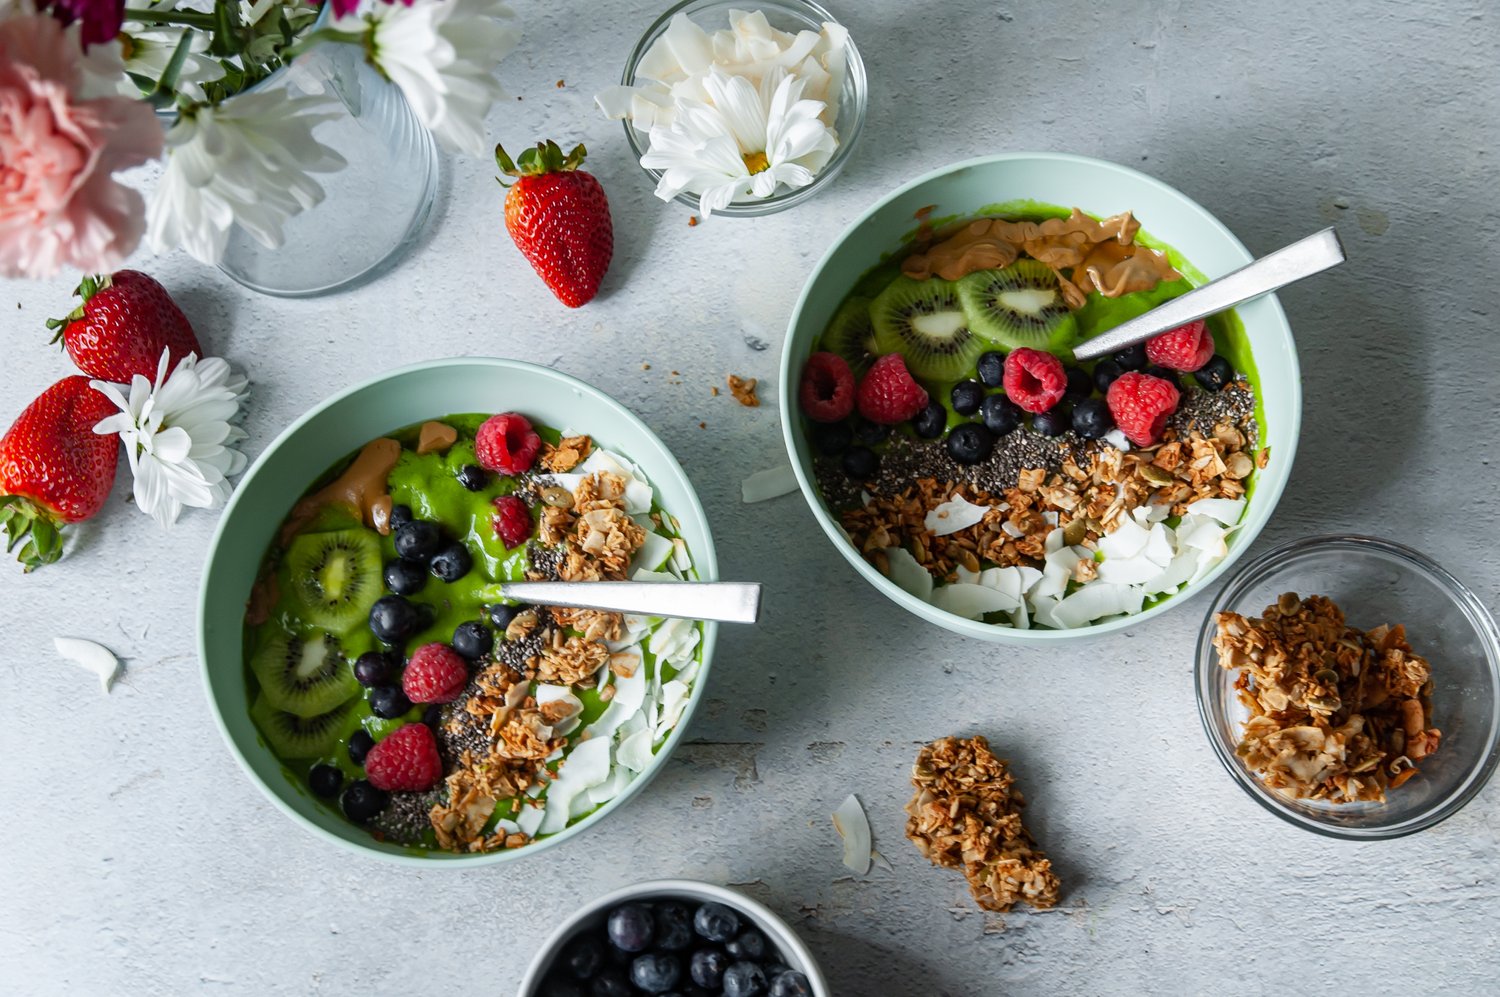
[779,153,1301,642]
[1197,535,1500,838]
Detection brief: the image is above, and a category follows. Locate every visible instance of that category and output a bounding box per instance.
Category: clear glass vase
[214,40,439,297]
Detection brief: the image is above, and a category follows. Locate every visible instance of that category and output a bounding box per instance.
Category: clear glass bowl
[1196,535,1500,839]
[620,0,867,217]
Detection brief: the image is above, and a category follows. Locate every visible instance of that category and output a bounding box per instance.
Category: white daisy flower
[115,26,225,101]
[92,350,250,529]
[144,87,346,264]
[343,0,521,157]
[639,65,837,216]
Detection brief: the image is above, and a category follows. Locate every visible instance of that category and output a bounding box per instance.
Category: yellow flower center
[742,151,770,175]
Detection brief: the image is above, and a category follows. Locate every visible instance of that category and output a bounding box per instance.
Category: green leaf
[208,1,243,58]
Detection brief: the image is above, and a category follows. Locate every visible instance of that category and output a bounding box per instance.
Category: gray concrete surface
[4,1,1499,994]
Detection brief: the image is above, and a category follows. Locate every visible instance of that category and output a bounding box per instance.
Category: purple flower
[38,0,124,48]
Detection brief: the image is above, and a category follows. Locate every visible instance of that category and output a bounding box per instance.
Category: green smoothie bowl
[200,358,719,863]
[780,152,1301,642]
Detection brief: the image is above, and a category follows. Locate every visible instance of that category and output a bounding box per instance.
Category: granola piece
[539,434,593,473]
[1212,592,1441,802]
[534,628,610,685]
[905,735,1061,913]
[726,374,760,407]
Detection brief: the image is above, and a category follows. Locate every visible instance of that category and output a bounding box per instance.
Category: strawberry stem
[0,496,63,573]
[495,140,588,186]
[44,273,107,343]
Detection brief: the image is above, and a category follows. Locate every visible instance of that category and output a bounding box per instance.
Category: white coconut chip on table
[831,794,873,876]
[54,637,120,693]
[742,465,799,503]
[924,494,990,536]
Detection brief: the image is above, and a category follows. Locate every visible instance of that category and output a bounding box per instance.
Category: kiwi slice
[251,693,358,760]
[820,296,878,373]
[285,528,381,633]
[250,630,359,718]
[869,276,987,382]
[956,260,1079,351]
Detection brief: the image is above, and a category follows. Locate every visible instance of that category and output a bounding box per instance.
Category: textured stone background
[4,1,1499,994]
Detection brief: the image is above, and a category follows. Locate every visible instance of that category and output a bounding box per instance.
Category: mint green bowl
[199,358,719,863]
[779,152,1302,642]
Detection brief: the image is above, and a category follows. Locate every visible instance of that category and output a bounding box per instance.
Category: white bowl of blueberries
[519,879,827,997]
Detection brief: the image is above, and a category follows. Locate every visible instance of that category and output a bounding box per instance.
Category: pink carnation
[40,0,125,48]
[0,11,163,279]
[327,0,415,19]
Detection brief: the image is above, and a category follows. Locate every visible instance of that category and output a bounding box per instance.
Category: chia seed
[1169,379,1258,446]
[525,541,563,581]
[494,606,550,674]
[370,786,444,845]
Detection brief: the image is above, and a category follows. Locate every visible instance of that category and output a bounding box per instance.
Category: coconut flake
[535,685,585,737]
[55,637,120,694]
[587,662,646,741]
[831,794,873,875]
[587,766,633,808]
[870,849,894,873]
[617,728,655,772]
[1098,516,1151,560]
[742,465,799,503]
[655,679,691,736]
[632,532,676,573]
[1097,553,1166,586]
[1186,497,1246,527]
[1053,583,1143,628]
[931,583,1017,619]
[539,735,614,834]
[516,802,546,837]
[649,618,700,668]
[924,494,990,536]
[670,538,693,575]
[883,547,934,601]
[1103,428,1132,451]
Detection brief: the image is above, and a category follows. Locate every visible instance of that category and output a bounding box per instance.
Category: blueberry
[725,930,766,961]
[722,961,768,997]
[810,422,852,456]
[851,417,889,445]
[540,978,584,997]
[561,933,606,980]
[950,380,985,416]
[309,764,342,798]
[910,402,947,439]
[1063,365,1093,400]
[769,970,813,997]
[764,964,791,980]
[340,779,387,822]
[1195,353,1235,391]
[369,684,412,719]
[1071,397,1114,439]
[841,446,878,480]
[946,423,995,465]
[456,464,489,491]
[1033,409,1068,437]
[979,394,1022,436]
[607,903,655,953]
[388,504,413,529]
[369,594,424,644]
[689,949,729,989]
[631,953,682,993]
[1112,342,1148,370]
[393,520,442,562]
[655,902,694,951]
[1092,359,1126,394]
[976,350,1006,387]
[348,729,375,765]
[589,968,633,997]
[1143,364,1182,388]
[353,651,394,687]
[429,542,472,582]
[489,602,525,630]
[422,703,444,727]
[383,558,427,596]
[693,902,741,944]
[451,620,493,660]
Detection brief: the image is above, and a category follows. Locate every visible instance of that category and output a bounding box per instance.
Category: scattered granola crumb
[727,374,760,408]
[905,735,1060,912]
[642,363,651,370]
[711,386,720,397]
[556,79,565,88]
[699,422,707,430]
[1214,593,1441,802]
[688,216,699,227]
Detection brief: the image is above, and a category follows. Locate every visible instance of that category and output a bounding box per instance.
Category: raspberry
[475,413,541,474]
[856,354,929,425]
[1106,372,1181,446]
[492,494,533,549]
[363,723,443,792]
[401,642,468,704]
[1144,319,1214,372]
[1001,348,1067,413]
[798,352,855,422]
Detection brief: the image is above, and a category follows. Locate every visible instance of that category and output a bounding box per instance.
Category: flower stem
[123,7,217,28]
[281,27,367,60]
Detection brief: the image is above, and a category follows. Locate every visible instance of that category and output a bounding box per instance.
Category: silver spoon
[1070,227,1346,361]
[487,581,762,624]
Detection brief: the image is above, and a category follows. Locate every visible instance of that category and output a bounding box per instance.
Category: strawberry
[495,140,614,307]
[0,376,119,571]
[856,354,929,425]
[46,271,201,382]
[363,723,444,793]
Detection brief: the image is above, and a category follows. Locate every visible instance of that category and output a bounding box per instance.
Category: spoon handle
[494,581,763,624]
[1071,227,1346,361]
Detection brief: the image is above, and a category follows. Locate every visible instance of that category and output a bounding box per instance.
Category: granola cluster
[426,448,651,852]
[537,434,593,473]
[905,735,1061,913]
[726,373,760,407]
[845,418,1259,583]
[1213,593,1442,802]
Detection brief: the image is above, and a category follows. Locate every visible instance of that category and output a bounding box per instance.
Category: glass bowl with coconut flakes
[779,153,1300,642]
[1196,535,1500,839]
